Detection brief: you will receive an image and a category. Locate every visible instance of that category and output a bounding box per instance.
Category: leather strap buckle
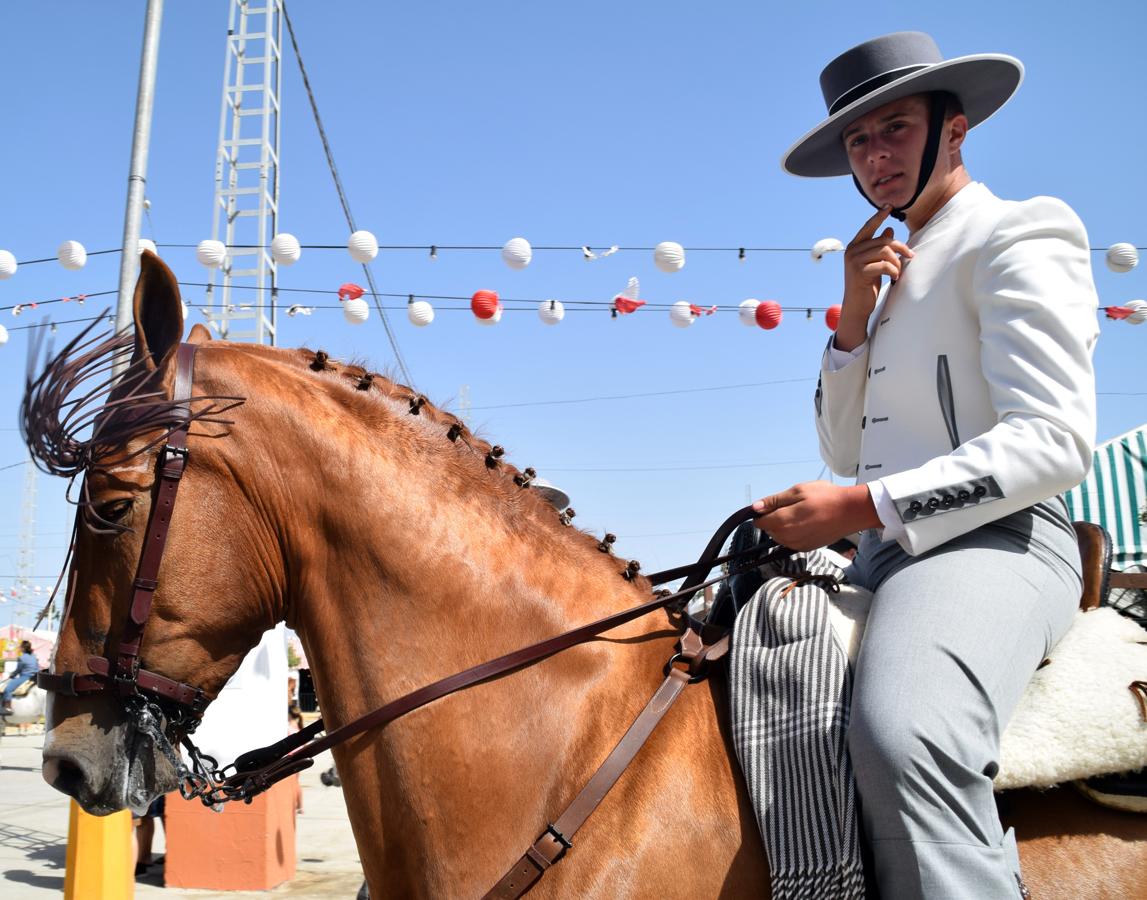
[543,823,573,852]
[665,652,708,683]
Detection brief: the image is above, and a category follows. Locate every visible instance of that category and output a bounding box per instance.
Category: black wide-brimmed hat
[782,31,1023,178]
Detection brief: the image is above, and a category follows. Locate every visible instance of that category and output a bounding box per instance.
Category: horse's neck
[289,445,670,890]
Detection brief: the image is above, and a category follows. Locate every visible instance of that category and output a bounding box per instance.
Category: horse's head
[26,253,275,815]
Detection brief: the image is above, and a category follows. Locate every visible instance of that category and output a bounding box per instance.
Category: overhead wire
[280,0,412,385]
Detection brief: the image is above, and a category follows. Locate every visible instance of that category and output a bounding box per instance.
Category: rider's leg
[2,672,35,708]
[846,501,1080,900]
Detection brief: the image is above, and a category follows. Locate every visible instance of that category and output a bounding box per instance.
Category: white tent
[1063,425,1147,570]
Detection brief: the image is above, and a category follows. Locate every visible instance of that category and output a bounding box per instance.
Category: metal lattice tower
[15,457,37,626]
[204,0,283,344]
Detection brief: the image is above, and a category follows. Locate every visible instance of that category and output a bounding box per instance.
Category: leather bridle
[37,340,784,896]
[37,343,216,793]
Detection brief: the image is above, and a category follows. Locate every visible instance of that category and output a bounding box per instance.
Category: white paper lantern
[1124,299,1147,325]
[0,323,8,345]
[196,239,227,268]
[1106,243,1139,274]
[537,299,565,325]
[137,238,157,256]
[180,301,189,320]
[0,250,17,279]
[502,237,533,270]
[669,300,695,328]
[654,241,686,273]
[348,230,379,263]
[271,233,301,266]
[343,297,370,324]
[58,240,87,270]
[476,305,503,326]
[408,299,435,327]
[738,298,761,327]
[811,237,845,261]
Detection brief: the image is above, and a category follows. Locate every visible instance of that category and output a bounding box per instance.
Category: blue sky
[1,2,1144,629]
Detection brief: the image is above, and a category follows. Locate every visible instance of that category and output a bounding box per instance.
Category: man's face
[841,95,933,208]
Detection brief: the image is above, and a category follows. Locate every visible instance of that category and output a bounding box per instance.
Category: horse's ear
[187,323,212,345]
[131,250,184,371]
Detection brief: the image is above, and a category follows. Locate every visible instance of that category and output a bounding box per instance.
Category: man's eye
[848,135,866,148]
[98,499,133,522]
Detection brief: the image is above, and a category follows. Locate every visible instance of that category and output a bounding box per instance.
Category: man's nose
[865,134,891,163]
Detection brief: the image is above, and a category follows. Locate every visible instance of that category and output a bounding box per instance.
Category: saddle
[720,519,1147,811]
[5,676,38,699]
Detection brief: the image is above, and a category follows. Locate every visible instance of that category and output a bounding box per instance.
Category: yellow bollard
[64,799,134,899]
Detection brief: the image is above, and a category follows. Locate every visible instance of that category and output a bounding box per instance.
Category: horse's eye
[98,499,133,523]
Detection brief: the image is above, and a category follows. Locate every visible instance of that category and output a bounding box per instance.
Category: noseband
[38,343,217,795]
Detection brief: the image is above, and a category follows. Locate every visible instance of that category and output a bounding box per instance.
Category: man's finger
[851,205,892,244]
[752,486,801,515]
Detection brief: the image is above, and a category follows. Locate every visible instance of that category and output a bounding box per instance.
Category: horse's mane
[275,345,642,580]
[21,323,645,582]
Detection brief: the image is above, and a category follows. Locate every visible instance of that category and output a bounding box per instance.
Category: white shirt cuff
[865,479,907,543]
[824,337,867,373]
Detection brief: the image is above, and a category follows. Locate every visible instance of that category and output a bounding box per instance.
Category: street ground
[0,723,367,899]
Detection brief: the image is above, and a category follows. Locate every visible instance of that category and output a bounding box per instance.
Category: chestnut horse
[29,254,1147,898]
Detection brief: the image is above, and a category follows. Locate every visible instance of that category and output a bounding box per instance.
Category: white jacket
[816,182,1099,556]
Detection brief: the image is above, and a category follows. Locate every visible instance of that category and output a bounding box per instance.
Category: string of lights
[1,240,1143,267]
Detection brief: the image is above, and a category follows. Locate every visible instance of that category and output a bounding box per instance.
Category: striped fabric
[729,550,866,900]
[1063,425,1147,569]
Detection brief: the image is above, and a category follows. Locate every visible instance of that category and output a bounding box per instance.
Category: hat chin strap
[853,91,948,223]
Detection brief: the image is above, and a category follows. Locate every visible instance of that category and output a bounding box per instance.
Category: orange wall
[164,778,297,890]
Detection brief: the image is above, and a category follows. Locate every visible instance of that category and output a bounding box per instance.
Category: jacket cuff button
[926,497,940,509]
[973,485,987,497]
[908,500,923,513]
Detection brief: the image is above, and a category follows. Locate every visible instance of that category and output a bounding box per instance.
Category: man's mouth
[873,173,902,190]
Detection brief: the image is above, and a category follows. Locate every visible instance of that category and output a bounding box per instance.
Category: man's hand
[752,481,881,550]
[835,206,914,351]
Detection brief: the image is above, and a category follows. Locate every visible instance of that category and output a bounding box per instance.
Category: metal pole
[114,0,164,345]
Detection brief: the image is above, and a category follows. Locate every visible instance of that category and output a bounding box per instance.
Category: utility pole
[114,0,164,344]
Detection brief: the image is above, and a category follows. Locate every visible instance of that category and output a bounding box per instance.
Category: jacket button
[957,490,970,501]
[941,494,955,507]
[908,501,922,513]
[973,485,987,497]
[926,497,940,509]
[861,416,867,429]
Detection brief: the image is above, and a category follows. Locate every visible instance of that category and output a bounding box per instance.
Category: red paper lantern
[755,300,783,330]
[471,289,500,320]
[825,304,842,331]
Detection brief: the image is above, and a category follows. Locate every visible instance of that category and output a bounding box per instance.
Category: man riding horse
[751,31,1098,898]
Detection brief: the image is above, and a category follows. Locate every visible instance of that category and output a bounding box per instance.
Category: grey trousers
[844,500,1081,900]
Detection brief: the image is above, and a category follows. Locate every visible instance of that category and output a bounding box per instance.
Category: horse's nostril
[45,755,87,800]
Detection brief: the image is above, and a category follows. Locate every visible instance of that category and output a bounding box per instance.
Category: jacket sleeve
[815,339,870,478]
[877,197,1099,555]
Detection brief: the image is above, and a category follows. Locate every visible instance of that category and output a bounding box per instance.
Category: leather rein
[38,341,782,898]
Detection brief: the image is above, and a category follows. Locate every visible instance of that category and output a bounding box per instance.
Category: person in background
[1,640,38,714]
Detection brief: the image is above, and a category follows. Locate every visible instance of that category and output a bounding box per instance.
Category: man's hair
[20,640,33,653]
[936,90,965,120]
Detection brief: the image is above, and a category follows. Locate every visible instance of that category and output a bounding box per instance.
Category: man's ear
[947,113,969,156]
[131,250,184,371]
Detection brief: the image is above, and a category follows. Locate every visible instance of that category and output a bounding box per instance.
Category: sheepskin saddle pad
[825,588,1147,794]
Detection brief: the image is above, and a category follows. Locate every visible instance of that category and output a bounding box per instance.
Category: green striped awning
[1063,425,1147,569]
